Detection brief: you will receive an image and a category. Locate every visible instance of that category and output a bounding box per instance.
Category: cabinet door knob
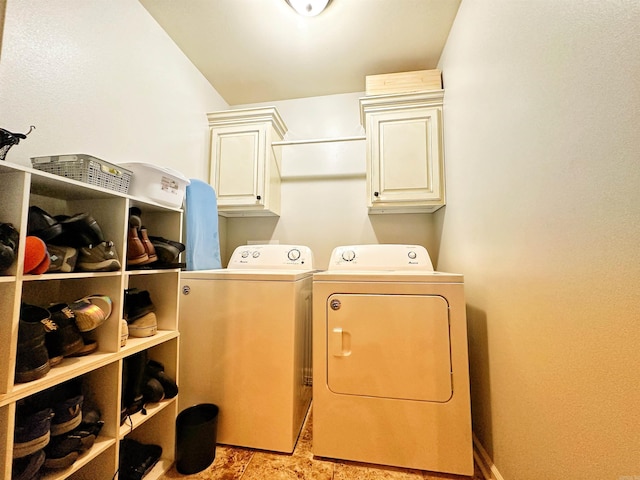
[374,191,379,197]
[256,195,261,200]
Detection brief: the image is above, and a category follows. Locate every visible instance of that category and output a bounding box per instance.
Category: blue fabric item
[185,179,222,270]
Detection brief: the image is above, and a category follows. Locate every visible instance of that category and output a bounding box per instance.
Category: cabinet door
[209,124,266,208]
[369,106,444,211]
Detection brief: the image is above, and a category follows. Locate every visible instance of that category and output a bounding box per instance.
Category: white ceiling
[139,0,461,105]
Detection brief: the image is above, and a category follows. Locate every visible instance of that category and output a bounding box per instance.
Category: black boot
[123,351,147,417]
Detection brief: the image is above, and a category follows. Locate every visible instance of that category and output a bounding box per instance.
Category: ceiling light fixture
[286,0,331,17]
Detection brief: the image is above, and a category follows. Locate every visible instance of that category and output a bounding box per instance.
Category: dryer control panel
[328,244,434,271]
[228,244,315,269]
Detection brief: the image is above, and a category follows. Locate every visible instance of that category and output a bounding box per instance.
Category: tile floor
[160,408,483,480]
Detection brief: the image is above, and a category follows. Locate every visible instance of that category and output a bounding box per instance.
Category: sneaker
[44,411,102,470]
[47,380,84,434]
[128,312,157,338]
[15,304,51,383]
[13,407,55,458]
[50,393,84,436]
[119,438,162,480]
[47,304,85,357]
[76,241,121,272]
[123,289,156,322]
[0,222,19,272]
[148,235,185,265]
[46,244,78,273]
[121,319,129,347]
[27,206,62,243]
[50,212,105,248]
[70,297,110,333]
[12,449,45,480]
[67,338,98,357]
[146,360,178,399]
[70,294,112,332]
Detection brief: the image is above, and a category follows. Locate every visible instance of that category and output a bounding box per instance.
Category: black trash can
[175,403,219,474]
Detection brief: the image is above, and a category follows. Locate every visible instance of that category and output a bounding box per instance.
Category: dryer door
[326,293,452,402]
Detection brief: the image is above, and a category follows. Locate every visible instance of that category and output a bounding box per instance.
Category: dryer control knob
[288,248,301,261]
[241,250,249,258]
[408,251,417,260]
[252,251,260,258]
[341,250,356,262]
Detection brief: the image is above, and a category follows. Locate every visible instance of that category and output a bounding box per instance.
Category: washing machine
[312,244,473,475]
[179,244,315,453]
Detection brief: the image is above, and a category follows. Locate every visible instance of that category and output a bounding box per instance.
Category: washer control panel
[329,244,434,271]
[228,244,314,269]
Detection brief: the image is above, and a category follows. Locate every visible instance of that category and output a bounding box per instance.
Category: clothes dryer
[179,244,314,453]
[312,244,473,475]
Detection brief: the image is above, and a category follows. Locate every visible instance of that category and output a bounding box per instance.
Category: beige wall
[0,0,227,180]
[437,1,640,479]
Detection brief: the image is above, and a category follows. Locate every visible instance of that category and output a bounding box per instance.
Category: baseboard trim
[472,433,505,480]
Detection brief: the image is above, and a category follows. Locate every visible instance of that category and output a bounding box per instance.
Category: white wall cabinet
[208,107,287,217]
[359,91,445,214]
[0,161,182,480]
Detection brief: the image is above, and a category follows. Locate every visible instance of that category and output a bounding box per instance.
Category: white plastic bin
[119,162,190,208]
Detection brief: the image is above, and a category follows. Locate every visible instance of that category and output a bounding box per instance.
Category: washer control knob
[288,248,301,261]
[408,251,417,260]
[241,250,249,258]
[341,250,356,262]
[252,251,260,258]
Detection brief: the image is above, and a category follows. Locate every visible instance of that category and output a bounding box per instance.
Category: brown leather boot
[139,228,158,264]
[127,227,148,266]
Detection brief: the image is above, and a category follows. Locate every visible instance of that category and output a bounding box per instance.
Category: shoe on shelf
[0,222,19,272]
[119,438,162,480]
[121,319,129,347]
[70,295,112,333]
[15,304,52,384]
[148,235,185,265]
[128,312,157,338]
[123,289,156,322]
[13,407,55,458]
[23,236,50,275]
[146,359,178,399]
[47,304,85,357]
[50,212,105,248]
[46,244,78,273]
[127,227,148,266]
[142,377,165,404]
[44,409,102,470]
[76,241,121,272]
[12,449,45,480]
[67,338,98,357]
[49,380,84,436]
[27,206,62,243]
[139,228,158,264]
[70,294,113,332]
[123,351,148,417]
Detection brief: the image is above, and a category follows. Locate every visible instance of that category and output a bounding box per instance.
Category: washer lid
[328,244,433,271]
